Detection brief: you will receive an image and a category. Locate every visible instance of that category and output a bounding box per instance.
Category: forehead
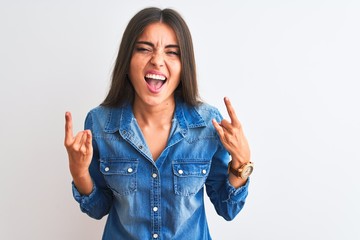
[137,22,178,44]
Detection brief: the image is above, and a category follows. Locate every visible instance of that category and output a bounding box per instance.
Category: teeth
[145,73,166,81]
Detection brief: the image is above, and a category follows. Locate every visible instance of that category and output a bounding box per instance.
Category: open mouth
[145,73,167,93]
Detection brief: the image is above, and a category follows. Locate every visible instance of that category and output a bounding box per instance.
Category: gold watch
[228,160,254,179]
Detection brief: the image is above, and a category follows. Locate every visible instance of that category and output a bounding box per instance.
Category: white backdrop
[1,0,359,239]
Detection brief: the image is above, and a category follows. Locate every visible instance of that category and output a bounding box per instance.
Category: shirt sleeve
[205,111,250,221]
[71,111,113,220]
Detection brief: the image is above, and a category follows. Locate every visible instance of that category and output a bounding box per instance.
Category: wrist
[72,172,93,196]
[230,160,243,169]
[230,154,250,166]
[71,169,91,182]
[70,162,90,178]
[228,160,254,179]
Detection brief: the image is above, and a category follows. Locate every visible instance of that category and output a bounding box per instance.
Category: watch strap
[227,160,253,179]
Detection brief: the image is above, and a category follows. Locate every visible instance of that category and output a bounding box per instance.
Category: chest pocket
[100,159,138,196]
[173,161,211,196]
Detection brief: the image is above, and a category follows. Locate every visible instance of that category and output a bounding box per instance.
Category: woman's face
[129,22,181,107]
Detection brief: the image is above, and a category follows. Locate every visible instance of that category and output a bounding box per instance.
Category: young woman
[64,7,253,239]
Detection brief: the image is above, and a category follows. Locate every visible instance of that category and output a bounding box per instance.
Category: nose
[150,51,164,67]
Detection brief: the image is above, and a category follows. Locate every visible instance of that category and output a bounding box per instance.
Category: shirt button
[127,168,133,173]
[202,169,207,174]
[152,173,157,178]
[153,207,158,212]
[104,167,110,172]
[178,169,184,175]
[153,233,158,238]
[138,145,143,149]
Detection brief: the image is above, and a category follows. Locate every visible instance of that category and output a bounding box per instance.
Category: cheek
[169,60,181,77]
[129,57,139,71]
[130,53,147,68]
[129,59,144,79]
[175,66,182,81]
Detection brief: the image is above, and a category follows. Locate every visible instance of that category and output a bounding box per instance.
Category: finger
[224,97,241,128]
[85,130,92,150]
[212,119,224,138]
[79,130,88,147]
[219,119,232,132]
[73,131,86,150]
[64,112,74,146]
[79,132,90,154]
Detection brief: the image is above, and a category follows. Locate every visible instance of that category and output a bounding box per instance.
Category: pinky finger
[85,130,92,148]
[79,131,88,147]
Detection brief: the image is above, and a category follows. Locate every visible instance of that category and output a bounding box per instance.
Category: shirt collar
[103,97,206,134]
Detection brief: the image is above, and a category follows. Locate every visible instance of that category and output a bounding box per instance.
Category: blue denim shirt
[72,97,249,240]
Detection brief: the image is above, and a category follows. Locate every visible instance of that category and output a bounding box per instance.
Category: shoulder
[84,106,108,129]
[88,105,114,116]
[84,105,125,130]
[178,101,223,128]
[194,102,223,122]
[86,105,111,121]
[87,104,126,117]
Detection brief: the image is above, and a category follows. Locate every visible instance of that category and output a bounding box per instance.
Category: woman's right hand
[64,112,93,195]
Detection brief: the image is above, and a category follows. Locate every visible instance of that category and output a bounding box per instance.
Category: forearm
[206,177,249,221]
[228,172,248,189]
[71,157,114,219]
[72,171,93,196]
[72,178,113,220]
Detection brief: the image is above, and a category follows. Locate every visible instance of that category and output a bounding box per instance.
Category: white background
[1,0,359,239]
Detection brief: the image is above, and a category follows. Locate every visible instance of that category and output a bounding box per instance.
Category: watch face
[241,164,254,179]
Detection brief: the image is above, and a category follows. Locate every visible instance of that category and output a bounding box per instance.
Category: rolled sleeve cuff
[72,181,97,212]
[224,178,250,203]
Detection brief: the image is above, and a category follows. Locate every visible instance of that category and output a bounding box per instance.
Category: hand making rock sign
[212,97,251,187]
[64,112,93,195]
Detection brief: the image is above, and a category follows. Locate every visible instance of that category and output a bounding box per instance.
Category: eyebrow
[136,41,179,49]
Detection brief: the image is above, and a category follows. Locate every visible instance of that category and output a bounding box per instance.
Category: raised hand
[64,112,93,195]
[212,97,250,166]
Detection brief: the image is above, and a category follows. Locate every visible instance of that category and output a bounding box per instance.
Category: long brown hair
[101,7,201,107]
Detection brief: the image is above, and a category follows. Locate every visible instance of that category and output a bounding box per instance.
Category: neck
[132,98,176,127]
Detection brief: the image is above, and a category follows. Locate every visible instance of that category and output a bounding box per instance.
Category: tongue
[146,78,163,90]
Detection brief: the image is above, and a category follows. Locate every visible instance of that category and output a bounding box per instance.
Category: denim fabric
[72,97,249,240]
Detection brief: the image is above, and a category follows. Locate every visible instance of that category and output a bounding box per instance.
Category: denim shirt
[72,97,249,240]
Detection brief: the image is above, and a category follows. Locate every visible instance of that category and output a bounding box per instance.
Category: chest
[140,125,171,161]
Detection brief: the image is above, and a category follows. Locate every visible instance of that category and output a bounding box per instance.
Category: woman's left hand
[212,97,250,166]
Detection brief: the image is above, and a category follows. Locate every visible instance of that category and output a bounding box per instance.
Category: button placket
[151,167,160,239]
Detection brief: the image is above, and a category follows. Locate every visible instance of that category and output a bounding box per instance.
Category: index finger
[223,97,241,128]
[65,111,74,144]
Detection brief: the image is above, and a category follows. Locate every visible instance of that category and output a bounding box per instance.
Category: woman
[64,7,253,239]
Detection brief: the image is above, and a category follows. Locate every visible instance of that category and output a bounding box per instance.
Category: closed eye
[167,51,180,56]
[135,47,151,53]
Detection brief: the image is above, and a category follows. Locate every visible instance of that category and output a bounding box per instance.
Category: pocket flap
[173,162,210,177]
[100,159,138,175]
